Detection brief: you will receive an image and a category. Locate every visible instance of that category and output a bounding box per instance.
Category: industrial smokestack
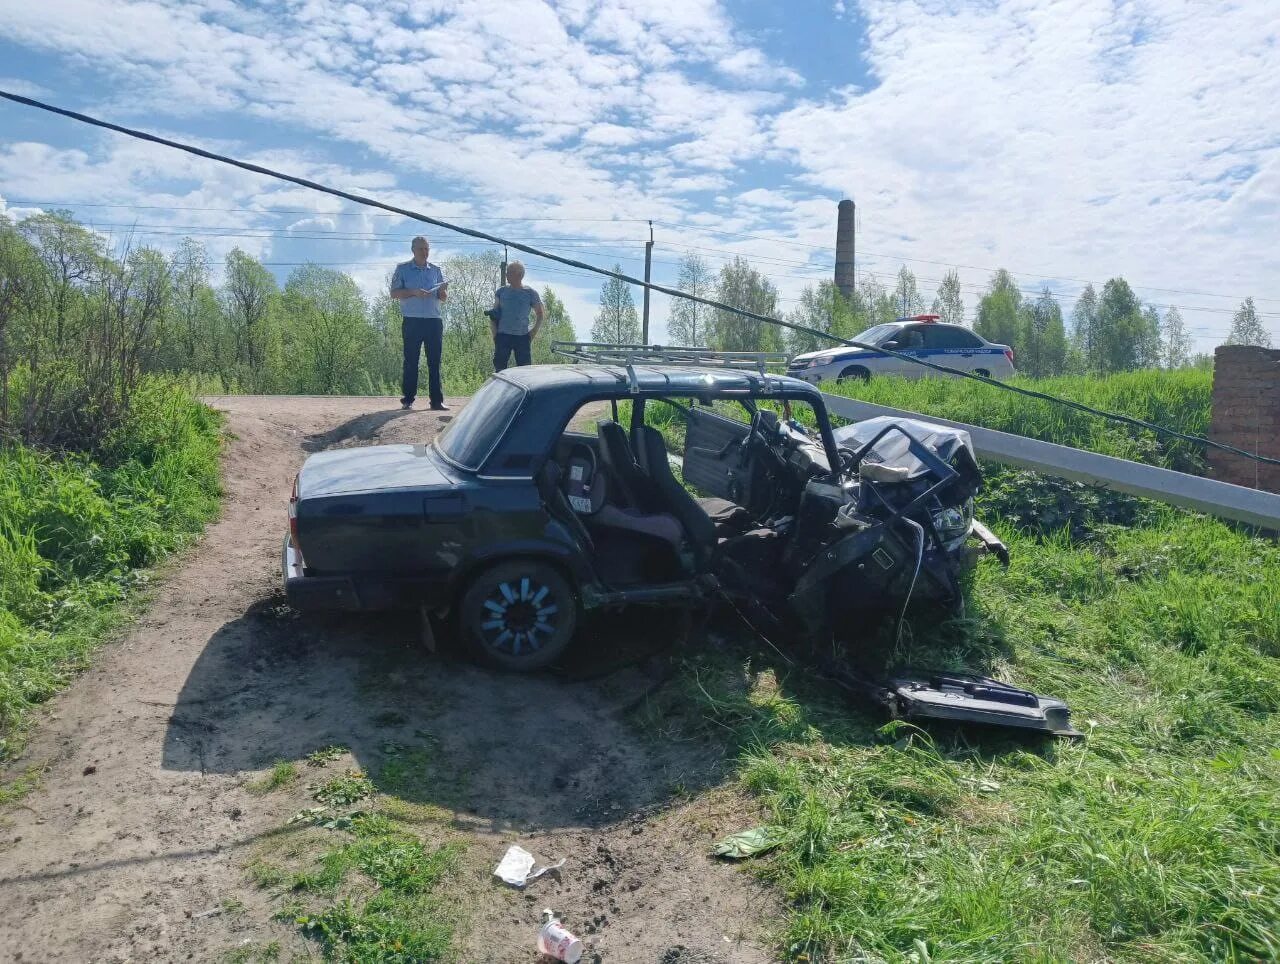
[834,199,856,299]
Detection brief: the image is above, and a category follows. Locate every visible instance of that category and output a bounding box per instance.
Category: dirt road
[0,396,775,963]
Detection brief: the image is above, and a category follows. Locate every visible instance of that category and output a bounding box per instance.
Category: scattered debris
[494,844,565,888]
[536,908,583,963]
[712,826,783,860]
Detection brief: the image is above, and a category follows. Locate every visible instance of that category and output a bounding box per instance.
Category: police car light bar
[895,314,942,323]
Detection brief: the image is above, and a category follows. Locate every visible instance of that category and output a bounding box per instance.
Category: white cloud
[770,0,1280,346]
[2,0,1276,350]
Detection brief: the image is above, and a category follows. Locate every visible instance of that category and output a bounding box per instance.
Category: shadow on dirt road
[162,601,728,833]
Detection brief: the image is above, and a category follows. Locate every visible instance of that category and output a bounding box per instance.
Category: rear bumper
[282,534,364,611]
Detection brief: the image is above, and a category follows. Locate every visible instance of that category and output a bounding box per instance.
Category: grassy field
[0,379,223,768]
[647,369,1279,961]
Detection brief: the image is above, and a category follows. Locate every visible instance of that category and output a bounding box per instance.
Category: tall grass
[824,369,1216,537]
[0,378,222,759]
[656,369,1280,961]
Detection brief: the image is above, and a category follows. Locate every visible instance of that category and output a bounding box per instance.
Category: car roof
[496,363,822,399]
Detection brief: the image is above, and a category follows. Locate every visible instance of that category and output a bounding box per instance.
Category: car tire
[974,368,991,378]
[459,560,577,672]
[837,365,871,383]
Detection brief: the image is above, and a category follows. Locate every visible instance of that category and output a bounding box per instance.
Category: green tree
[860,274,899,327]
[1225,297,1272,347]
[785,281,865,356]
[1138,305,1163,369]
[441,250,504,389]
[532,287,576,363]
[974,270,1024,349]
[710,257,780,352]
[667,253,714,348]
[931,269,965,326]
[19,210,105,360]
[1070,283,1100,371]
[591,266,640,344]
[222,249,280,391]
[365,292,405,390]
[1161,306,1192,368]
[283,264,372,394]
[1094,278,1146,373]
[0,216,45,435]
[891,266,926,317]
[1018,287,1067,377]
[164,238,225,380]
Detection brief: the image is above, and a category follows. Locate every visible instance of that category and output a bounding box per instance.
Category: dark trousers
[493,332,532,372]
[401,317,443,406]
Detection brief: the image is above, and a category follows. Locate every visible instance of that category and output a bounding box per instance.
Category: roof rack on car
[551,341,789,394]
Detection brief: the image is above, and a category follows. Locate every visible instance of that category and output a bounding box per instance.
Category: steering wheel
[746,409,788,471]
[837,446,859,475]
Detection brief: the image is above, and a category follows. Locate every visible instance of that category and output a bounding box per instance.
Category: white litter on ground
[493,844,565,888]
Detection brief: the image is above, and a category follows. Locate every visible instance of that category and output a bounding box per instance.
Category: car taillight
[1005,348,1015,366]
[289,474,303,561]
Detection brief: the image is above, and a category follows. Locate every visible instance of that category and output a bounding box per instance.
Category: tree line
[0,211,576,446]
[594,254,1270,377]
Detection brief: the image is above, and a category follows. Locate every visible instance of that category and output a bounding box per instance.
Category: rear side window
[435,378,525,470]
[924,326,983,349]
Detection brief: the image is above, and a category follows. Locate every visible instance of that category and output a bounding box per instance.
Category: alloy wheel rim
[480,576,559,656]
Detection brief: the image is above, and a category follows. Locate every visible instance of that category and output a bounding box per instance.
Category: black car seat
[633,425,717,567]
[597,419,657,511]
[590,420,686,557]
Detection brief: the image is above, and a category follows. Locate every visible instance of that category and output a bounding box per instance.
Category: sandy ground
[0,395,777,963]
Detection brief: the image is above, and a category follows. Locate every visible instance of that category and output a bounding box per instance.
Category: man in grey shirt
[490,261,544,371]
[390,236,449,410]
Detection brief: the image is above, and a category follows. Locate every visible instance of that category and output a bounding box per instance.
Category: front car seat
[633,425,717,567]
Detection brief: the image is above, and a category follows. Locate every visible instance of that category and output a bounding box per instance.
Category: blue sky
[1,0,1278,351]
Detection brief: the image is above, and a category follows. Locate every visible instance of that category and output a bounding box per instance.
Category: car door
[922,325,984,375]
[881,325,929,378]
[682,406,751,503]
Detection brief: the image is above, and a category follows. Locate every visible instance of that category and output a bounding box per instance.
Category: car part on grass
[883,672,1082,737]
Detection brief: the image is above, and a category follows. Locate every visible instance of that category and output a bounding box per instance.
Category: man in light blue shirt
[390,236,449,410]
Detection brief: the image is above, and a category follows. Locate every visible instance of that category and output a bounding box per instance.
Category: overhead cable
[2,88,1277,469]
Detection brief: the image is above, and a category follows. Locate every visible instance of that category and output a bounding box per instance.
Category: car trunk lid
[297,444,457,499]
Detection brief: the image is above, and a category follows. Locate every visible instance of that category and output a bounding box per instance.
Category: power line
[8,198,648,223]
[54,218,1278,319]
[655,218,1274,302]
[22,198,1278,306]
[4,88,1276,469]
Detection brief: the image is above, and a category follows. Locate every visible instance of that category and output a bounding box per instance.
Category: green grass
[651,369,1279,961]
[247,761,299,795]
[823,368,1213,472]
[0,378,223,762]
[251,761,464,961]
[312,770,376,806]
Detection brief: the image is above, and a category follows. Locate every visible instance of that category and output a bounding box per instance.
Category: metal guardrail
[822,393,1280,531]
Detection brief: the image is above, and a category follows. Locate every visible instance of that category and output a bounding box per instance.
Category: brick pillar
[1207,345,1280,492]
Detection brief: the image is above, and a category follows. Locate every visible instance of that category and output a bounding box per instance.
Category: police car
[787,315,1016,383]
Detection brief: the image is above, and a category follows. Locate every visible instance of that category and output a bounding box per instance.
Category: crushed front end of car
[711,411,1074,738]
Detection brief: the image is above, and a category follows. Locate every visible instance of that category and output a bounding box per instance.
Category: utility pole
[641,220,653,344]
